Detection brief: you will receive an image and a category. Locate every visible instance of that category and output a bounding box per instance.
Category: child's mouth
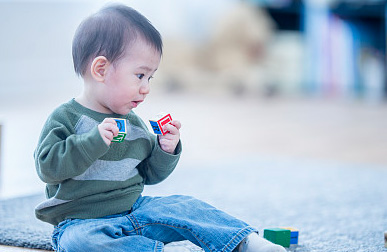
[131,100,143,108]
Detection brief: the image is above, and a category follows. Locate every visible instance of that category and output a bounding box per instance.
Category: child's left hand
[158,120,181,154]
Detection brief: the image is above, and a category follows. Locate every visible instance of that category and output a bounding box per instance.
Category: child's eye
[136,74,145,80]
[148,76,154,82]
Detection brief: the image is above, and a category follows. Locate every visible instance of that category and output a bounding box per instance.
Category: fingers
[101,128,114,142]
[158,120,181,154]
[158,135,178,154]
[163,120,181,135]
[170,120,181,130]
[98,118,120,145]
[101,118,119,136]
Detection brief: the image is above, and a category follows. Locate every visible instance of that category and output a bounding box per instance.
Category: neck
[75,80,111,114]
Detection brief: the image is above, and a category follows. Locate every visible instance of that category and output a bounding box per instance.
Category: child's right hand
[98,118,119,146]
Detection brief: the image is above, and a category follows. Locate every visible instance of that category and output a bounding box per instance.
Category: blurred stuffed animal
[158,2,275,96]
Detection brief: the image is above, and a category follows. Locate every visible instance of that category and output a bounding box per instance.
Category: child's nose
[140,82,150,94]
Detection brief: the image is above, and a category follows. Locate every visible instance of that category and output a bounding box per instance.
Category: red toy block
[149,113,172,135]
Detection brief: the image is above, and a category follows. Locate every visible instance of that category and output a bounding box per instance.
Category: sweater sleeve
[35,113,109,184]
[138,136,182,185]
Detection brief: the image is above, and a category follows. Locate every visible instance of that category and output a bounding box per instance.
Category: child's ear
[90,56,110,82]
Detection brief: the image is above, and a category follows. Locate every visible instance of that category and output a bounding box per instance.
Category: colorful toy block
[149,113,172,135]
[280,227,299,245]
[263,228,291,248]
[112,118,127,143]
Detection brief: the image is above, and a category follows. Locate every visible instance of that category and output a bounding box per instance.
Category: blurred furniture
[247,0,386,101]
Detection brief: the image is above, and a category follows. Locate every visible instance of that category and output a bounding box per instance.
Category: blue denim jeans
[52,195,256,252]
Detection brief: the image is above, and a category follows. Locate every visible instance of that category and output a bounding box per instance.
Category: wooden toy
[112,118,127,143]
[280,227,299,245]
[263,228,291,248]
[149,113,172,135]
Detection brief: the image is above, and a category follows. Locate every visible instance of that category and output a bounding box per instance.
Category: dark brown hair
[72,4,162,76]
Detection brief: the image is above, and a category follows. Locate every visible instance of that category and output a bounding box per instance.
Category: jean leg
[52,216,164,252]
[128,195,257,252]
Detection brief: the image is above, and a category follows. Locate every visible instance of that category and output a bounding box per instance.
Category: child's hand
[98,118,119,146]
[158,120,181,154]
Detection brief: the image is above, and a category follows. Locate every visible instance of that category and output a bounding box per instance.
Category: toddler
[34,4,286,252]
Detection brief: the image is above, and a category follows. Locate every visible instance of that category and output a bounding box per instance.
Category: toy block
[263,228,290,248]
[280,227,299,245]
[149,113,172,135]
[112,118,127,143]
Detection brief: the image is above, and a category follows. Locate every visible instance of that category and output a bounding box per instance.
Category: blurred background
[0,0,387,199]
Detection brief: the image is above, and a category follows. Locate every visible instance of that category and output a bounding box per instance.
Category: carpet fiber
[0,194,52,250]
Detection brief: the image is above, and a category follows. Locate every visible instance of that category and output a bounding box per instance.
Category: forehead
[119,37,161,67]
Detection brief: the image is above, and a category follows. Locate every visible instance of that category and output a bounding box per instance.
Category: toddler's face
[101,37,161,115]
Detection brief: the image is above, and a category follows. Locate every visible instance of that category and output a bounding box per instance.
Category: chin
[109,103,133,115]
[117,107,132,115]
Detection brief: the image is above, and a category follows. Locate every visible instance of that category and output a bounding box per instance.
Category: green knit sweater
[34,99,181,225]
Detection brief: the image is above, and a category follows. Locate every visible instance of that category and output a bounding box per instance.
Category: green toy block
[112,118,127,143]
[112,132,126,143]
[264,228,291,248]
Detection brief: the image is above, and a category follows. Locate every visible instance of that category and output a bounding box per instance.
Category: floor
[138,92,387,167]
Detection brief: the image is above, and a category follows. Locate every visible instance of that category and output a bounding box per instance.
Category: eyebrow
[138,66,157,72]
